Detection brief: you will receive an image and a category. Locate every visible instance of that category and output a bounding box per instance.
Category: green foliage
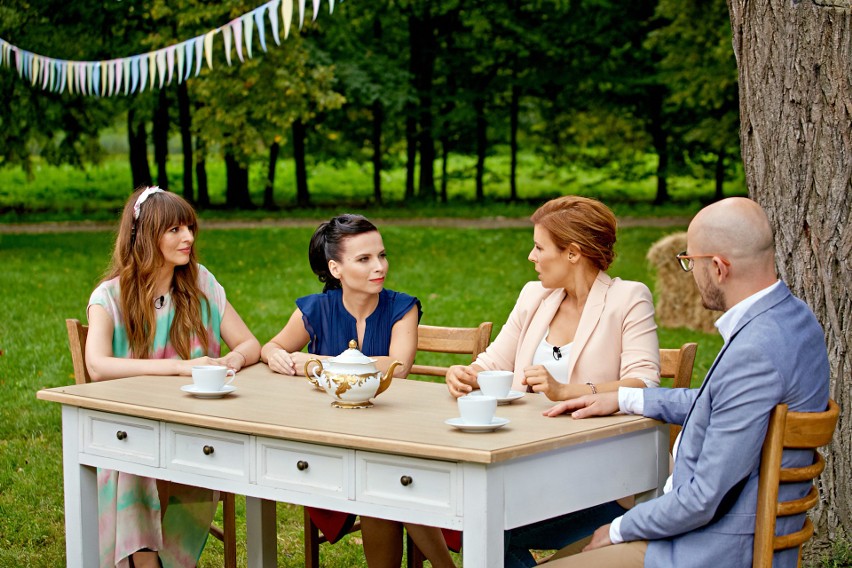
[0,223,720,565]
[812,538,852,568]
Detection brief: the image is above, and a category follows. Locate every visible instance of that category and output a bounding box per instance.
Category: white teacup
[192,365,236,391]
[478,370,513,399]
[458,393,497,425]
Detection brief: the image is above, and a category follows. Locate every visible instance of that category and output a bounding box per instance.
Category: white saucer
[496,390,525,405]
[445,417,510,433]
[180,384,237,399]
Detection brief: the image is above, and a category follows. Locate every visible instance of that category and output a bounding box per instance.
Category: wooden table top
[37,364,660,464]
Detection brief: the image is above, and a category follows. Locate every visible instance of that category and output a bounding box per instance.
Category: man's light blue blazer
[620,282,830,568]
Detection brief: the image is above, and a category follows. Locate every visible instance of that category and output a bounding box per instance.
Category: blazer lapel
[565,271,611,383]
[516,288,565,372]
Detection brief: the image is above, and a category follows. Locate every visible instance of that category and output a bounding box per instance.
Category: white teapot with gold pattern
[304,340,401,408]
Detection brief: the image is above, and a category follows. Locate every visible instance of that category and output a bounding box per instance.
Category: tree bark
[176,82,194,203]
[292,119,311,207]
[223,149,252,209]
[264,140,280,210]
[372,99,383,205]
[648,87,669,205]
[405,13,419,200]
[510,84,520,202]
[714,148,725,201]
[414,6,436,199]
[728,0,852,553]
[127,108,152,190]
[152,90,170,189]
[474,96,487,202]
[195,136,209,208]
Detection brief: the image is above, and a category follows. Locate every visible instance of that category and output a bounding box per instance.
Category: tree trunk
[648,88,669,205]
[176,82,194,203]
[152,90,170,189]
[474,96,487,202]
[127,108,152,189]
[728,0,852,554]
[264,140,280,210]
[372,99,383,205]
[416,7,436,199]
[195,136,209,208]
[509,84,520,202]
[292,119,311,207]
[405,13,419,200]
[223,150,252,208]
[714,148,725,201]
[440,137,449,203]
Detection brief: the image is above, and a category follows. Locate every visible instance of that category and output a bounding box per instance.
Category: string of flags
[0,0,337,97]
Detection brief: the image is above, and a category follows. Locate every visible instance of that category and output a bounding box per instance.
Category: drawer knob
[116,431,127,441]
[203,445,215,456]
[400,475,413,487]
[297,460,309,471]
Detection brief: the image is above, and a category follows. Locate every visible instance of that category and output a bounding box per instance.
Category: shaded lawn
[0,224,721,566]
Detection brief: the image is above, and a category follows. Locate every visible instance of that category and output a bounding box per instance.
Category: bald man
[541,198,829,568]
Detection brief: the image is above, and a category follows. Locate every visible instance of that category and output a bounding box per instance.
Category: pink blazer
[474,272,661,392]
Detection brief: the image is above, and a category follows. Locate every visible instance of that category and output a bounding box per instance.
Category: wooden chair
[409,322,494,377]
[65,319,237,568]
[660,342,698,453]
[753,399,839,567]
[305,322,493,568]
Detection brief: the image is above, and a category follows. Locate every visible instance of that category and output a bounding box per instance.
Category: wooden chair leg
[222,492,237,568]
[304,507,320,568]
[406,532,426,568]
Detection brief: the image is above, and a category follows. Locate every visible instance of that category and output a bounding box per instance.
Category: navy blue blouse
[296,288,423,357]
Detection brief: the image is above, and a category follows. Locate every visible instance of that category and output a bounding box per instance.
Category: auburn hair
[103,188,209,359]
[530,196,617,271]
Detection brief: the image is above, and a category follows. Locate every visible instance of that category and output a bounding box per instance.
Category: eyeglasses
[675,251,731,272]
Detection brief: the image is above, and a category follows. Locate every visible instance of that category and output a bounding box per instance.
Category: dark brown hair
[530,196,617,271]
[104,188,209,359]
[308,214,379,292]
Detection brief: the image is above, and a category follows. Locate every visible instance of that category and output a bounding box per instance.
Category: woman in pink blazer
[445,195,661,567]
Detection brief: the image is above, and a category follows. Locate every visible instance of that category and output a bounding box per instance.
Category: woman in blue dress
[261,214,455,568]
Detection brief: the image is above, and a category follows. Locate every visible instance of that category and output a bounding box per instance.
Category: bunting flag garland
[0,0,339,97]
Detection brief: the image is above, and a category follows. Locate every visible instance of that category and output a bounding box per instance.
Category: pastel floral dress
[88,265,226,568]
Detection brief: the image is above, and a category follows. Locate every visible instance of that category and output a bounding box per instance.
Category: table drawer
[165,424,250,481]
[257,438,353,497]
[82,410,159,467]
[356,451,458,514]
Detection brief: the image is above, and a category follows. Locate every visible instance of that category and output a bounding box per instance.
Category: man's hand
[582,523,613,552]
[542,391,620,418]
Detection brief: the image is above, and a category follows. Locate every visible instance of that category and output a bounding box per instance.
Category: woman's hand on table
[213,351,248,372]
[542,391,620,418]
[522,365,578,401]
[446,365,479,398]
[267,348,297,375]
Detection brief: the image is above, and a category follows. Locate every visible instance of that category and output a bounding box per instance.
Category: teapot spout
[376,361,402,396]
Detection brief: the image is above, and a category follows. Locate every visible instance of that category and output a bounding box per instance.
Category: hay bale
[646,232,718,334]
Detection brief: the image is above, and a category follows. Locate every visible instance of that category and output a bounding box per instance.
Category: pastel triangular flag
[184,40,194,80]
[194,36,204,75]
[177,43,185,83]
[222,24,233,66]
[123,58,131,95]
[59,61,67,94]
[105,60,113,96]
[139,55,148,92]
[92,62,100,96]
[165,46,175,85]
[243,13,254,59]
[298,0,306,29]
[115,60,123,96]
[157,50,167,88]
[312,0,320,21]
[130,56,139,93]
[232,20,244,62]
[283,0,293,38]
[148,52,156,91]
[269,0,281,46]
[49,59,56,91]
[67,63,75,95]
[254,6,267,51]
[204,31,215,69]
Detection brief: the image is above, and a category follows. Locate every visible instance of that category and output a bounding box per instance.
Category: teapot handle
[304,359,323,386]
[376,360,402,396]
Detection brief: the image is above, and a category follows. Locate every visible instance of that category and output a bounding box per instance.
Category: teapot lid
[328,340,376,365]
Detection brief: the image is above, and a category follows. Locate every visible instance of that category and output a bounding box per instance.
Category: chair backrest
[65,318,91,384]
[409,322,493,377]
[752,399,839,568]
[660,342,698,452]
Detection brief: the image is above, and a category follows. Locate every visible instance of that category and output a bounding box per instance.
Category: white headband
[133,186,165,220]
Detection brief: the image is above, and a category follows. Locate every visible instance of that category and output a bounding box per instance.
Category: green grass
[0,150,744,223]
[0,223,722,566]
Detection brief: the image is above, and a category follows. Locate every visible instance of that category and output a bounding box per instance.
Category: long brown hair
[530,196,617,271]
[104,188,209,359]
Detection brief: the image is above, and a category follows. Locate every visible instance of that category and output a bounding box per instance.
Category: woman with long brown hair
[86,187,260,568]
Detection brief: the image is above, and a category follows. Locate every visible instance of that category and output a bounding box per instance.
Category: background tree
[727,0,851,553]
